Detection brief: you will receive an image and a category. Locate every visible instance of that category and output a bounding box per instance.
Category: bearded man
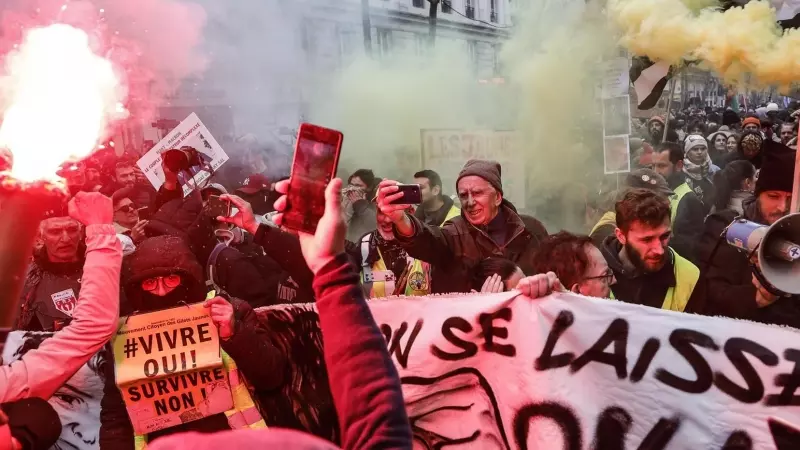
[599,189,701,312]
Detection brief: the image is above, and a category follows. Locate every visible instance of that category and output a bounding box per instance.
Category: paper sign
[603,135,631,174]
[51,288,77,317]
[420,130,525,208]
[136,113,229,197]
[111,303,233,434]
[601,57,630,99]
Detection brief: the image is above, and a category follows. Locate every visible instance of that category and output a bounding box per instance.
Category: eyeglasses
[116,204,135,213]
[141,274,181,292]
[583,269,614,284]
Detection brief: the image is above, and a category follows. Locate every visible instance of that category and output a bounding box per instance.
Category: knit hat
[684,134,708,153]
[755,147,797,195]
[647,116,665,126]
[456,159,503,194]
[722,110,741,127]
[742,117,761,128]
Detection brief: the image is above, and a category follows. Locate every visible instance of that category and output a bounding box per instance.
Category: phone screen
[283,124,343,234]
[205,195,231,218]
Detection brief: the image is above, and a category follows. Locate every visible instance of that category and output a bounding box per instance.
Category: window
[413,0,424,7]
[490,0,498,22]
[442,0,452,13]
[466,0,475,18]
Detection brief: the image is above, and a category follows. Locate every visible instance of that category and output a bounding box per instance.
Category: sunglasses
[141,274,181,292]
[116,204,136,213]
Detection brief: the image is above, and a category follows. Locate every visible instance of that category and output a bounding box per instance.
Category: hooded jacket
[100,236,287,449]
[394,201,547,293]
[690,197,800,326]
[0,224,122,403]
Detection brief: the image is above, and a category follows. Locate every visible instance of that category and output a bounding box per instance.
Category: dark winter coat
[690,204,800,327]
[15,249,85,331]
[395,201,547,293]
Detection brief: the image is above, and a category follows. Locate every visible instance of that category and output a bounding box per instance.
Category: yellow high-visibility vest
[359,233,431,298]
[609,248,699,312]
[670,183,693,223]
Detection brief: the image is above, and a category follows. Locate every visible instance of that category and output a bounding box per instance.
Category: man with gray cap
[376,159,547,293]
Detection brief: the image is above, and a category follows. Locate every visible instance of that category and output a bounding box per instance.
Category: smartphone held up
[281,123,344,234]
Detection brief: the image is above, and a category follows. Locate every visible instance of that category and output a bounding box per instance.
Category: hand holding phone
[205,195,231,219]
[389,184,421,205]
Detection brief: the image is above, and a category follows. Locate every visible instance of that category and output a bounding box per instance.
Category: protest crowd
[1,101,800,449]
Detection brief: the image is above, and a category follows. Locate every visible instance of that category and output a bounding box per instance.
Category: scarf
[683,155,711,181]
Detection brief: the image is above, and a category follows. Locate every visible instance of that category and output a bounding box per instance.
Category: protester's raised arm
[0,192,122,403]
[273,178,412,449]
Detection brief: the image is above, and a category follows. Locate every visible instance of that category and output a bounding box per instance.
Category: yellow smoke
[609,0,800,90]
[310,0,619,230]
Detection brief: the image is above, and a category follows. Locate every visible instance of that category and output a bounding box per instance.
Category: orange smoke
[0,23,127,182]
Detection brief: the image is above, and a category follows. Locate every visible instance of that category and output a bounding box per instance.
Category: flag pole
[791,120,800,213]
[661,71,679,143]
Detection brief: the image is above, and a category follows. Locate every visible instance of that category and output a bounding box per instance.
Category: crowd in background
[1,100,799,449]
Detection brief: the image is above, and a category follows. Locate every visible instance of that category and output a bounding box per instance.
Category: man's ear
[676,160,684,171]
[432,186,441,197]
[570,283,581,294]
[614,227,626,246]
[495,191,503,206]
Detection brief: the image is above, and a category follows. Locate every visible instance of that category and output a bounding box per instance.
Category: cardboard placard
[136,113,229,197]
[420,129,525,208]
[111,303,233,434]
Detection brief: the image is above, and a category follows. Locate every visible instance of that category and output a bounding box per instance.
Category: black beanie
[755,147,797,195]
[456,159,503,194]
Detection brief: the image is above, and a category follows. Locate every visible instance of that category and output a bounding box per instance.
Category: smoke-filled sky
[3,0,800,227]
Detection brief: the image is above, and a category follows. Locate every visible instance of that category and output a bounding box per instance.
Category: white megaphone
[726,213,800,295]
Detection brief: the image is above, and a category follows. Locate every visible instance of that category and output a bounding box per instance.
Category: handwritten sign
[112,303,232,434]
[136,113,229,197]
[420,130,525,208]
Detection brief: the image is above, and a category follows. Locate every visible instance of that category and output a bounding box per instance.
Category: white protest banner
[137,113,229,197]
[420,129,525,208]
[111,303,233,434]
[256,291,800,449]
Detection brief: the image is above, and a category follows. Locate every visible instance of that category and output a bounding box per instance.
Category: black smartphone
[137,206,151,221]
[390,184,422,205]
[283,123,344,234]
[205,195,231,218]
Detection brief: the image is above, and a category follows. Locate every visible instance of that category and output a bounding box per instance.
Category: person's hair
[712,160,756,211]
[414,169,443,192]
[111,187,134,207]
[530,232,595,289]
[687,119,706,135]
[348,169,376,187]
[615,189,671,232]
[781,122,795,131]
[471,257,520,291]
[114,158,137,173]
[656,142,684,165]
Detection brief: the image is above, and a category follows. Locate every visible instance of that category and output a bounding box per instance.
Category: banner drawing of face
[401,367,511,450]
[4,331,105,450]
